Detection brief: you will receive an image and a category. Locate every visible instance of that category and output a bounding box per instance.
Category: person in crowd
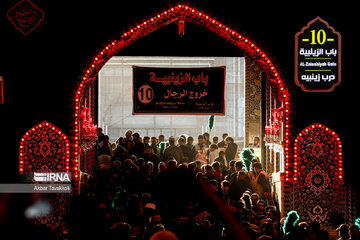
[256,199,268,217]
[178,137,191,163]
[157,161,167,174]
[125,129,134,151]
[195,151,207,165]
[157,135,167,161]
[217,133,228,148]
[212,135,219,145]
[141,192,152,207]
[157,134,164,142]
[257,199,267,216]
[266,208,279,224]
[167,158,178,171]
[193,160,202,173]
[204,164,216,181]
[211,161,222,188]
[228,160,236,175]
[214,150,227,168]
[221,168,230,181]
[143,136,150,148]
[251,162,270,200]
[251,193,260,212]
[129,224,144,239]
[282,210,300,239]
[203,132,211,147]
[129,132,145,158]
[111,143,117,151]
[319,229,330,240]
[195,135,207,164]
[177,163,187,170]
[136,158,146,173]
[114,137,128,161]
[144,164,155,184]
[248,136,261,148]
[186,136,196,162]
[163,136,184,163]
[98,127,105,143]
[232,199,250,222]
[158,134,166,148]
[179,134,187,141]
[220,179,231,202]
[143,202,158,230]
[248,158,259,183]
[97,136,113,169]
[306,221,321,240]
[258,221,276,239]
[149,230,179,240]
[110,159,122,174]
[142,145,160,170]
[229,161,251,201]
[209,143,220,164]
[241,192,253,212]
[349,224,360,240]
[235,160,247,174]
[209,179,218,192]
[195,135,205,151]
[98,135,113,156]
[224,136,238,162]
[110,222,132,240]
[150,136,158,155]
[337,224,351,240]
[187,161,196,171]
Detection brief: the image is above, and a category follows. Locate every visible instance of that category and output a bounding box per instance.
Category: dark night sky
[0,0,358,189]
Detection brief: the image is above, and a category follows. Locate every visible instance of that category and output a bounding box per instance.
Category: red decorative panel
[19,121,70,174]
[84,145,97,175]
[78,78,97,176]
[293,123,344,225]
[7,0,45,36]
[18,121,70,226]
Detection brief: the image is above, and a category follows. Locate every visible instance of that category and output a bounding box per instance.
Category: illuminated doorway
[98,56,246,145]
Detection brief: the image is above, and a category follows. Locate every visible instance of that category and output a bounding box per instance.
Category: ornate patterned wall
[79,78,97,176]
[18,121,70,226]
[293,123,344,225]
[244,55,262,147]
[19,121,70,173]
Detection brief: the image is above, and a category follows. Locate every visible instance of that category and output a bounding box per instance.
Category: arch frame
[71,4,292,181]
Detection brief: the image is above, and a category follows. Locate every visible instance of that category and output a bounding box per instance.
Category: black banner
[133,66,225,115]
[295,17,341,92]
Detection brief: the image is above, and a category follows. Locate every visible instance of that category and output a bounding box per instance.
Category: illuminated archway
[71,4,291,181]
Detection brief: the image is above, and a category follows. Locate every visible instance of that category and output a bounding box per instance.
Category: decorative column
[244,56,262,148]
